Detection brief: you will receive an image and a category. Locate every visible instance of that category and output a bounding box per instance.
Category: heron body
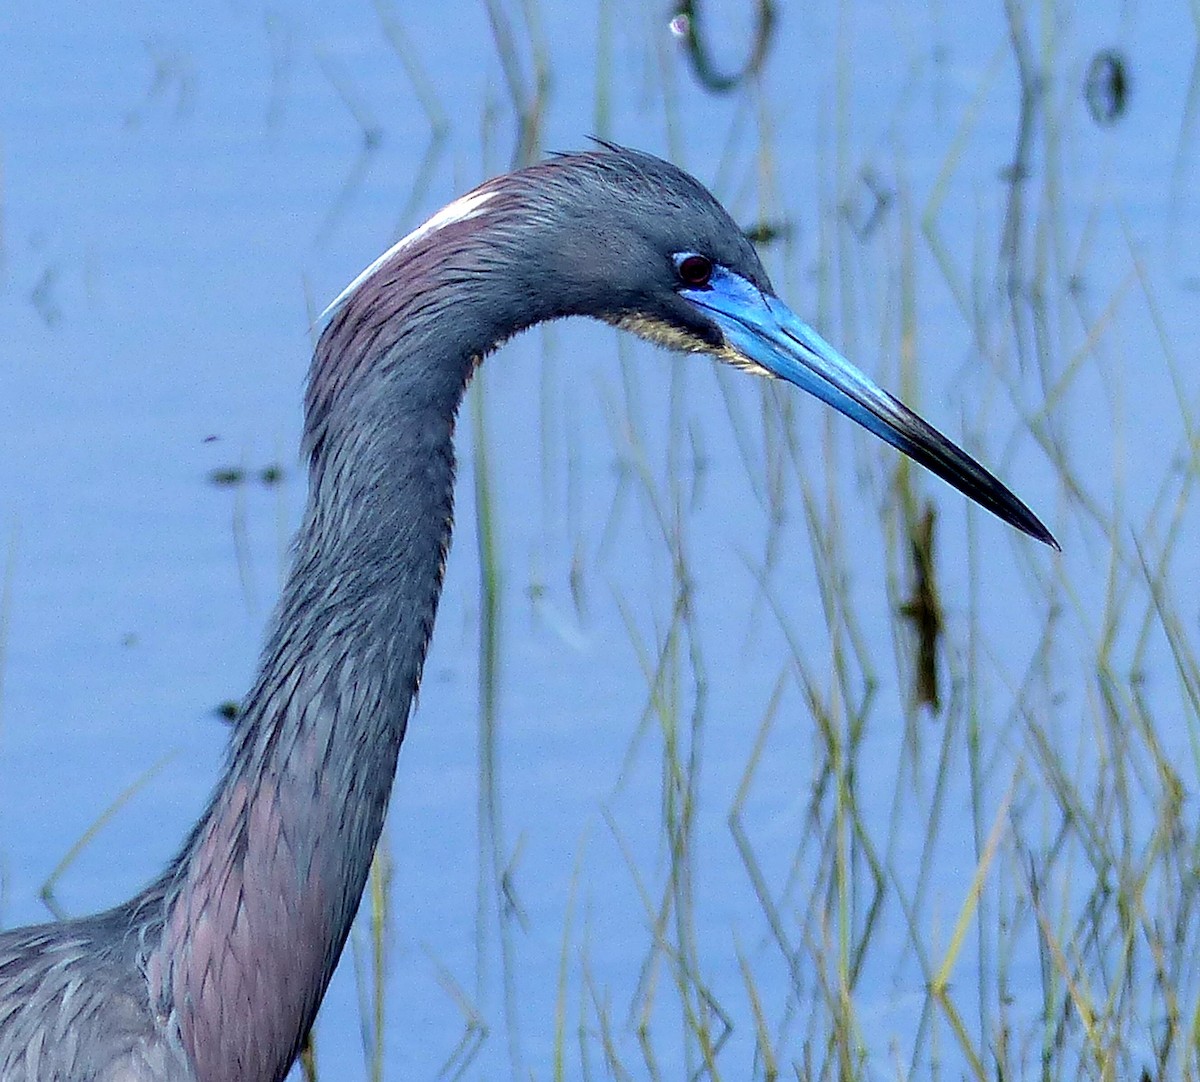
[0,146,1055,1081]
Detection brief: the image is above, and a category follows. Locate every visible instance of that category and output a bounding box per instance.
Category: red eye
[677,254,713,287]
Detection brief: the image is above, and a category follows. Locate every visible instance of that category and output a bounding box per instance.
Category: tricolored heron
[0,145,1056,1081]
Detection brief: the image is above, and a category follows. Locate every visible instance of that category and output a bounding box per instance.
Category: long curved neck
[144,207,539,1080]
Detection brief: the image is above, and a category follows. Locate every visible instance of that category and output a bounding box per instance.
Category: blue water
[1,1,1197,1078]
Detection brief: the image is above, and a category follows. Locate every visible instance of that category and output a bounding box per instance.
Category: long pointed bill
[683,268,1059,550]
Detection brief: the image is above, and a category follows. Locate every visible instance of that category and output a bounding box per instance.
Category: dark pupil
[679,255,712,286]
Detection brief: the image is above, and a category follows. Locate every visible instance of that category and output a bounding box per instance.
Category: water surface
[1,2,1196,1077]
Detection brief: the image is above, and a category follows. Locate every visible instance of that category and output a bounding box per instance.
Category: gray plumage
[0,145,1054,1082]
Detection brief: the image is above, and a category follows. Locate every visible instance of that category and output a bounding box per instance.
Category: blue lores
[679,259,1059,550]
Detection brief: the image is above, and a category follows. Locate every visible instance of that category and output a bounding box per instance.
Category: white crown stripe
[318,188,498,327]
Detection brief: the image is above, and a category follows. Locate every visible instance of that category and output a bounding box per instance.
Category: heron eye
[676,254,713,287]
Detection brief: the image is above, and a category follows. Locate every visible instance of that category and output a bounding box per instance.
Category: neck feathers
[149,187,532,1080]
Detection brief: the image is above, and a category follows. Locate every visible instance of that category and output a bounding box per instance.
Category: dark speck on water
[208,466,245,487]
[1085,49,1130,126]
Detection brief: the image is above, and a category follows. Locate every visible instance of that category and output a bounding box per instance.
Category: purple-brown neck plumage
[145,187,547,1081]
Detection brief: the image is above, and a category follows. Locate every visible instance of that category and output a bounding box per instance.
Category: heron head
[523,145,1057,549]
